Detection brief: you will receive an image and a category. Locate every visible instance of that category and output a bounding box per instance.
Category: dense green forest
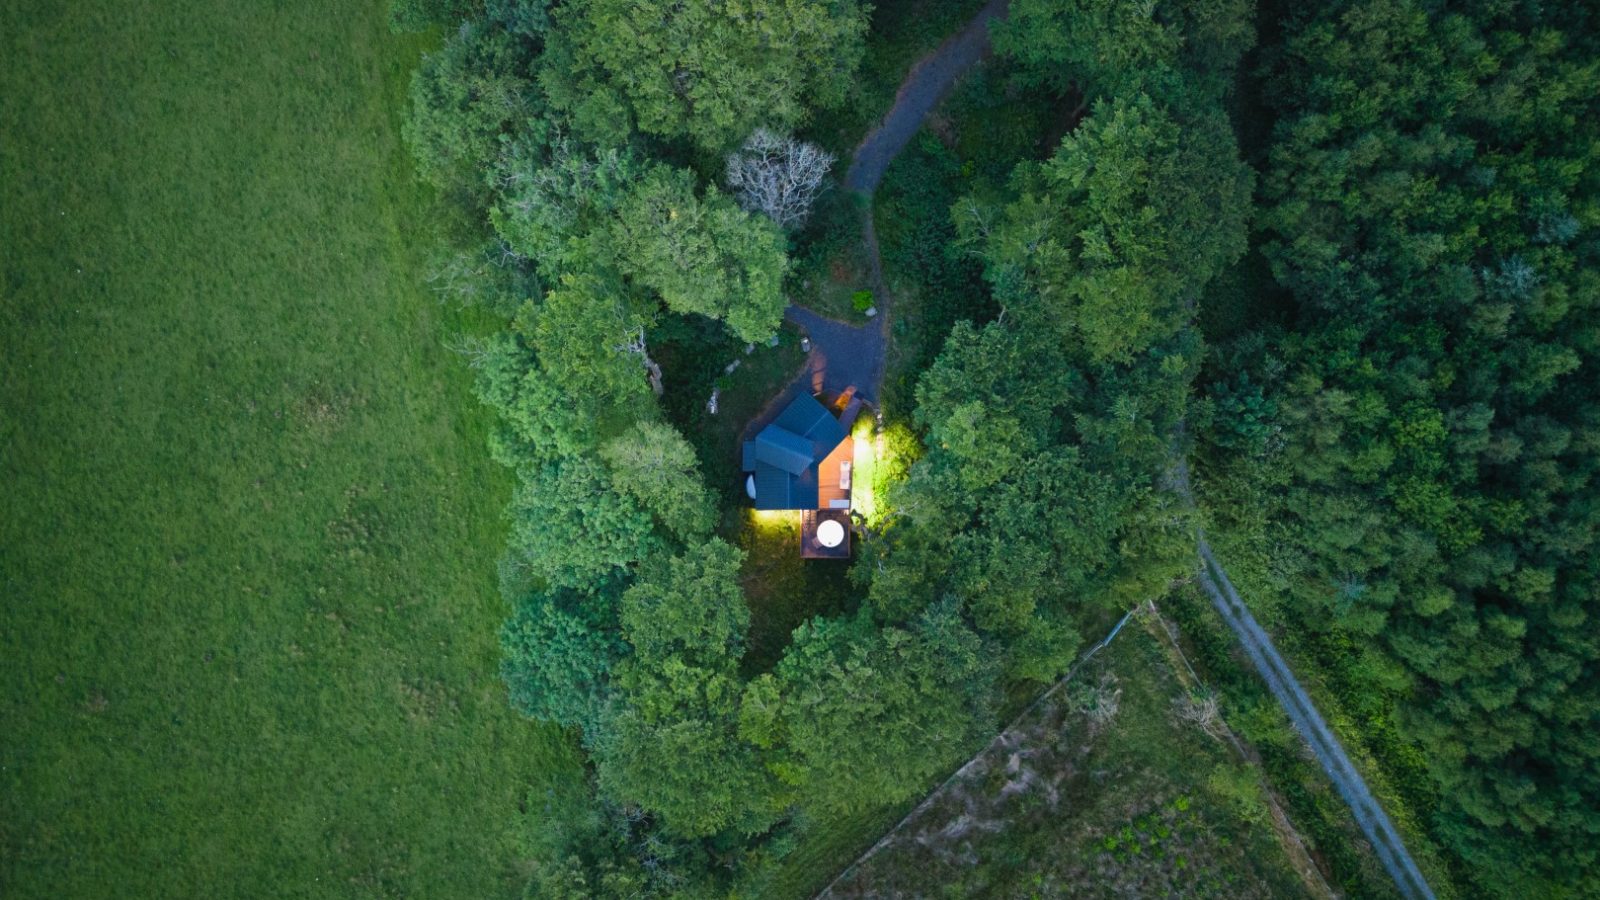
[393,0,1598,895]
[1197,1,1600,894]
[392,0,1600,895]
[11,0,1586,895]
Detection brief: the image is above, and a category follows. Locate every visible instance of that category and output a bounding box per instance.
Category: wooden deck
[817,436,854,511]
[800,509,852,559]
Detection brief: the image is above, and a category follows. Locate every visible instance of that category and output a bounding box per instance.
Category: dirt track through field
[1169,444,1434,899]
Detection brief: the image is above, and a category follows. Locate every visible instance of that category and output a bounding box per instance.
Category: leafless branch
[725,128,835,230]
[615,325,665,396]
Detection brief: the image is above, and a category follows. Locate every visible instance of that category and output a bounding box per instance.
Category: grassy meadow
[0,2,580,897]
[819,624,1319,899]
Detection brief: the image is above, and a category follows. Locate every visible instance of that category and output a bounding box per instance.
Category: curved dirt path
[844,0,1009,194]
[784,0,1008,406]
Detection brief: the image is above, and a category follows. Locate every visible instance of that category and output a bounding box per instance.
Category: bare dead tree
[616,325,665,396]
[725,128,835,230]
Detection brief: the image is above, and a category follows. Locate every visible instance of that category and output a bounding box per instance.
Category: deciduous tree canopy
[546,0,867,150]
[968,93,1251,361]
[745,601,998,815]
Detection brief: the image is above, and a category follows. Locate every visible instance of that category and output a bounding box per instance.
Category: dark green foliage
[785,182,873,321]
[595,540,786,838]
[618,540,750,666]
[491,141,642,279]
[470,331,601,466]
[595,659,781,838]
[964,93,1252,362]
[403,20,542,199]
[370,0,1600,892]
[502,588,625,732]
[875,133,992,409]
[492,145,790,342]
[610,166,790,343]
[1193,0,1600,893]
[516,271,656,418]
[504,457,656,592]
[865,46,1250,681]
[600,420,718,543]
[747,601,999,815]
[647,312,806,500]
[867,318,1194,681]
[802,0,992,155]
[995,0,1254,103]
[546,0,868,151]
[1201,371,1282,458]
[519,762,663,900]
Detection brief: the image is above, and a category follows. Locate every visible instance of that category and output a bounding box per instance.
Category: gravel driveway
[783,0,1008,409]
[844,0,1009,194]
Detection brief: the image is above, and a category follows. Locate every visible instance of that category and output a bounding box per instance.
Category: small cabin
[742,391,861,558]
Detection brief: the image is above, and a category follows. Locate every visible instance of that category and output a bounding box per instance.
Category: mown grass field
[0,2,581,897]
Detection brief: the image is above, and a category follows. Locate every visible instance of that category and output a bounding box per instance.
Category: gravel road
[844,0,1009,194]
[1196,541,1436,899]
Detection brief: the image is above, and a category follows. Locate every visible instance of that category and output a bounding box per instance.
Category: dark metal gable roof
[752,425,814,475]
[744,393,848,510]
[751,462,818,510]
[773,393,848,450]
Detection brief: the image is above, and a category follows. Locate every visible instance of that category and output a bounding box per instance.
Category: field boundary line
[813,607,1136,899]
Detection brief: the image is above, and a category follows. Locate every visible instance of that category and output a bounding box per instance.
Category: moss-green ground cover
[0,2,580,896]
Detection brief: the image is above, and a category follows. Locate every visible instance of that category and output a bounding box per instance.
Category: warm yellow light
[749,508,797,528]
[851,417,880,525]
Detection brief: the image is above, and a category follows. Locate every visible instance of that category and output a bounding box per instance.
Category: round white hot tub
[816,518,846,548]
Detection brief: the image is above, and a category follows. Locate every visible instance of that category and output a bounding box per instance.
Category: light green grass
[0,2,580,897]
